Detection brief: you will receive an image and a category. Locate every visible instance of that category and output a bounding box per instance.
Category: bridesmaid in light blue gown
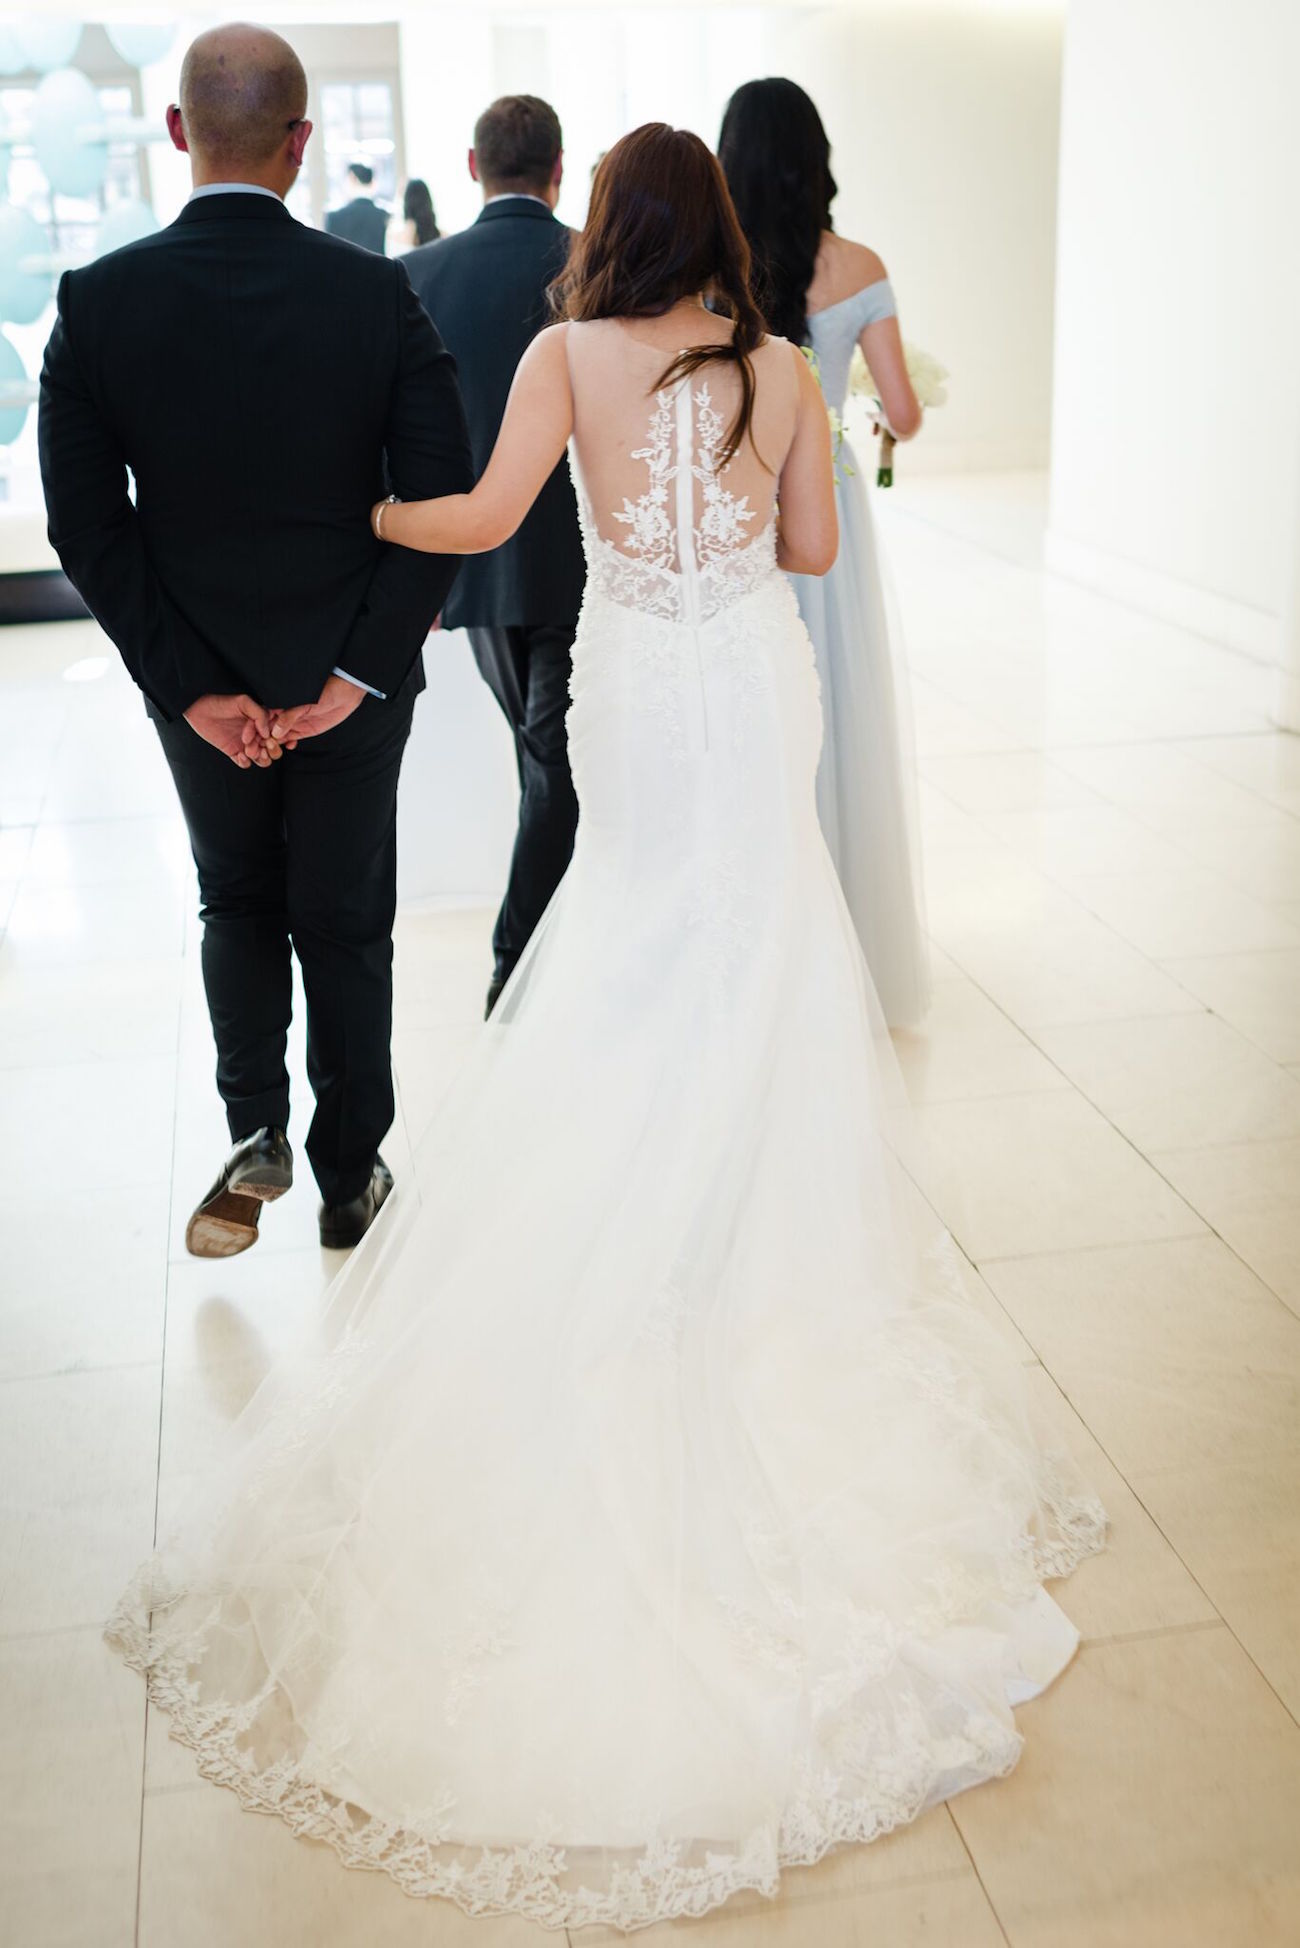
[720,79,931,1027]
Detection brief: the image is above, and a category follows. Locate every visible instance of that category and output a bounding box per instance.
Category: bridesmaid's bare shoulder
[807,232,889,315]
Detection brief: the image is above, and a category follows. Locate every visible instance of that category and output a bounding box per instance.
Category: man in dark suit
[38,24,472,1255]
[324,160,388,253]
[407,95,585,1017]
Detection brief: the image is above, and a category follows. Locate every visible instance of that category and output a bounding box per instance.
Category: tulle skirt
[108,575,1102,1932]
[792,437,931,1028]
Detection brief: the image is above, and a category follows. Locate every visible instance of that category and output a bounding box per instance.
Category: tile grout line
[134,929,188,1948]
[0,1616,114,1648]
[976,1228,1208,1268]
[1080,1618,1227,1651]
[945,1807,1014,1947]
[0,1354,164,1388]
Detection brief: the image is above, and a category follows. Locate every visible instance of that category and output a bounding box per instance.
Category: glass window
[0,81,144,259]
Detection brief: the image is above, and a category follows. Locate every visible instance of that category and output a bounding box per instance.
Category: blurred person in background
[325,158,388,253]
[388,176,440,254]
[406,96,583,1017]
[720,78,929,1029]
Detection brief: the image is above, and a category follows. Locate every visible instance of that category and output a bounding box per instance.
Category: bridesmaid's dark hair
[551,123,766,468]
[403,177,439,245]
[717,77,837,345]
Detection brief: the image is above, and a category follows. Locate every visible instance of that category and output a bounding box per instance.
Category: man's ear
[289,118,312,170]
[166,104,189,155]
[552,151,563,189]
[467,147,479,184]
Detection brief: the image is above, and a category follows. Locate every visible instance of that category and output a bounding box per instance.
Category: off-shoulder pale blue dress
[791,279,930,1027]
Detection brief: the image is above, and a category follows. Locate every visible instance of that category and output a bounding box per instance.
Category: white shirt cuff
[332,666,386,700]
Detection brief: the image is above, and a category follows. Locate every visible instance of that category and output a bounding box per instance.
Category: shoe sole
[229,1170,293,1203]
[186,1190,262,1258]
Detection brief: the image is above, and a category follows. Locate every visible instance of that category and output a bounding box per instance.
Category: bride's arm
[775,345,839,576]
[375,325,574,554]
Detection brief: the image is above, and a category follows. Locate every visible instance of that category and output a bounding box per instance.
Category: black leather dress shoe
[484,976,506,1020]
[185,1127,294,1259]
[319,1156,394,1249]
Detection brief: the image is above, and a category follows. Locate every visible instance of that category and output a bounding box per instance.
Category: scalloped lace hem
[106,1495,1104,1935]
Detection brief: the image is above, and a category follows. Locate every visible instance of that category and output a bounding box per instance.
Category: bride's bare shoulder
[511,321,574,392]
[808,232,889,311]
[522,320,572,361]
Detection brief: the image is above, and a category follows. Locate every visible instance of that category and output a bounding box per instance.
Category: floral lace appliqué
[576,377,776,626]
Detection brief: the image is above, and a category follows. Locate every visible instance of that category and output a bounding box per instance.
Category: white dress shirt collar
[188,182,283,203]
[483,192,552,209]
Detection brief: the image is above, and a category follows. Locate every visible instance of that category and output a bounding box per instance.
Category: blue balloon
[0,202,52,325]
[106,24,177,68]
[14,19,83,73]
[0,330,32,446]
[32,67,108,198]
[96,198,160,257]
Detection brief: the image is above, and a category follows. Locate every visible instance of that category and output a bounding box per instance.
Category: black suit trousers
[156,689,415,1205]
[468,622,579,981]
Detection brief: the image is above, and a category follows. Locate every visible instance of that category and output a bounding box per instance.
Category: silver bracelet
[375,492,398,541]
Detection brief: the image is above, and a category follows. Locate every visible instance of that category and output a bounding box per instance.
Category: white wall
[758,1,1067,473]
[1048,0,1300,661]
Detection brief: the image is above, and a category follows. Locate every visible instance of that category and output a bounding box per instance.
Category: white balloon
[32,67,108,198]
[106,24,177,69]
[0,27,26,76]
[14,19,83,73]
[0,201,52,325]
[96,198,160,257]
[0,329,32,445]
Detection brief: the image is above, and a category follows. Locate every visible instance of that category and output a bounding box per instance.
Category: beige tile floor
[2,473,1299,1945]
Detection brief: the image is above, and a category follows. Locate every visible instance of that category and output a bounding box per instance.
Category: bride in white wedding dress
[109,126,1104,1933]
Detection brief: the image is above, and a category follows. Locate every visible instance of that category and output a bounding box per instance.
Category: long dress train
[108,322,1103,1933]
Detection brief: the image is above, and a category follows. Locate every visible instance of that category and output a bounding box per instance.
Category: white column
[396,7,493,237]
[1049,0,1300,661]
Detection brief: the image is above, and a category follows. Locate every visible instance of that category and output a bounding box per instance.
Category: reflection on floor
[2,473,1299,1946]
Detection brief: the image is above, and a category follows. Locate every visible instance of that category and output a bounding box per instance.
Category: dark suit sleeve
[38,272,234,723]
[334,266,474,697]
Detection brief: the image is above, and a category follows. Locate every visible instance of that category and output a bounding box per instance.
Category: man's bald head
[178,23,307,175]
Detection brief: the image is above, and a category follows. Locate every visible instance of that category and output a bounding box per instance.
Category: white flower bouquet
[849,342,948,487]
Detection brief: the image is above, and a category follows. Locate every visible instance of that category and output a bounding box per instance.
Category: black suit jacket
[38,192,472,722]
[406,198,585,632]
[324,196,388,255]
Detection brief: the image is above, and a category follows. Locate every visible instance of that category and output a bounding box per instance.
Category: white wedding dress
[109,322,1104,1933]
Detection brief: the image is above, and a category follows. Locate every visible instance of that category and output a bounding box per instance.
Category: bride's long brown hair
[550,123,767,468]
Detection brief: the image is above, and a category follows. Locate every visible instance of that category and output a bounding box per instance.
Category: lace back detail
[577,371,776,624]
